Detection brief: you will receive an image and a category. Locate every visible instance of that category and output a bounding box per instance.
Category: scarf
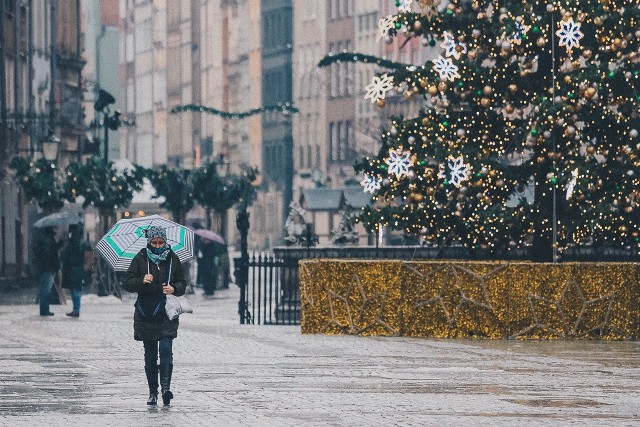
[146,245,171,264]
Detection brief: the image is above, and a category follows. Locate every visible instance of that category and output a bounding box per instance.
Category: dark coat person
[123,225,186,406]
[33,226,61,316]
[60,224,85,317]
[196,238,217,295]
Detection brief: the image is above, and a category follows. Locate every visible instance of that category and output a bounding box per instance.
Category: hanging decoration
[170,102,298,119]
[432,56,460,82]
[438,155,471,188]
[361,174,382,194]
[441,32,467,60]
[364,73,395,103]
[556,17,584,52]
[385,148,413,179]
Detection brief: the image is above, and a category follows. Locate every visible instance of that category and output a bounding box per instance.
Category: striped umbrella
[96,214,195,271]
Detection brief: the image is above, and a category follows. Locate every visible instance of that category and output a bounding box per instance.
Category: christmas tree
[343,0,638,260]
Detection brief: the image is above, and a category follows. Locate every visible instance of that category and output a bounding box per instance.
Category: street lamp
[42,132,61,162]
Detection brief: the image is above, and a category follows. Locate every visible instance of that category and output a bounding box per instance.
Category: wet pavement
[1,284,640,426]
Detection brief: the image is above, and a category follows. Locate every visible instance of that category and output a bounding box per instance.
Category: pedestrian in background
[33,226,61,316]
[124,225,186,406]
[60,224,85,318]
[196,237,217,295]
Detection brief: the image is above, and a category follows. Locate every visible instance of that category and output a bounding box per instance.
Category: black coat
[33,230,60,274]
[61,239,85,289]
[124,248,186,342]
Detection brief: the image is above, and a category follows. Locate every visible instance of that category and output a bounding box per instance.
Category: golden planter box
[299,260,640,339]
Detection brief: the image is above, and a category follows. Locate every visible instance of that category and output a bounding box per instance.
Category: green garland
[318,52,409,70]
[170,102,298,119]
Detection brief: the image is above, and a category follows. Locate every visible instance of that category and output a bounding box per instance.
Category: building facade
[1,0,83,278]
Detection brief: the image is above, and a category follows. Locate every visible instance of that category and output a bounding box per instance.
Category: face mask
[148,244,167,255]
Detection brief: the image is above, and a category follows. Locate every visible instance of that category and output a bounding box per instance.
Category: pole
[49,0,57,131]
[236,204,249,324]
[103,111,109,162]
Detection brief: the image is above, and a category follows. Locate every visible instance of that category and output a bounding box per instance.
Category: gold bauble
[564,76,572,83]
[536,37,547,47]
[583,49,592,59]
[614,38,622,48]
[437,81,448,92]
[413,20,423,32]
[427,85,438,96]
[505,104,515,114]
[427,187,435,196]
[375,99,386,108]
[584,87,597,99]
[483,86,493,96]
[625,206,633,213]
[480,98,491,107]
[586,145,596,155]
[404,91,414,100]
[537,156,545,164]
[419,78,429,88]
[468,49,477,60]
[508,84,518,92]
[421,117,431,126]
[594,16,604,26]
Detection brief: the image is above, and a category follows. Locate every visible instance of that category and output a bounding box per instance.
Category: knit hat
[145,225,167,244]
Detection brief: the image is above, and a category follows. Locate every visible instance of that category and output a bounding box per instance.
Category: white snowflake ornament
[385,148,413,179]
[439,155,471,187]
[397,0,413,12]
[364,73,395,103]
[361,174,382,194]
[556,17,583,52]
[441,32,467,60]
[565,168,579,200]
[509,21,531,45]
[432,56,460,82]
[377,16,396,42]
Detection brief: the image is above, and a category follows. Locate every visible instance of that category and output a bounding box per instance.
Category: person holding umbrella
[123,225,186,406]
[60,224,86,317]
[33,226,62,316]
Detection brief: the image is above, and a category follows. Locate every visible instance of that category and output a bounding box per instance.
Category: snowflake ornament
[556,17,583,52]
[364,73,395,103]
[438,155,471,187]
[385,148,413,179]
[397,0,413,12]
[509,21,531,45]
[432,56,460,82]
[441,32,467,60]
[361,174,382,194]
[565,168,579,200]
[377,16,395,41]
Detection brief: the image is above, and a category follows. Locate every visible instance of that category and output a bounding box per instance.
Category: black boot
[160,363,173,405]
[145,365,159,405]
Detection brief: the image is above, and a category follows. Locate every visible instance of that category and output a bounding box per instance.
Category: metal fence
[238,253,300,325]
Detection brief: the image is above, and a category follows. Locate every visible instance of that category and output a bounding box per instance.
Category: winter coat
[123,248,186,341]
[61,238,85,289]
[33,230,61,274]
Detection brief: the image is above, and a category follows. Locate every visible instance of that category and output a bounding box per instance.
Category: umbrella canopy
[193,229,225,244]
[34,211,82,229]
[96,214,195,271]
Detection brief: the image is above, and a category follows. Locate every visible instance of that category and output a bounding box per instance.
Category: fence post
[236,205,250,324]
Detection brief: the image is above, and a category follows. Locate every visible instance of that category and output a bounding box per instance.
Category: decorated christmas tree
[331,0,639,260]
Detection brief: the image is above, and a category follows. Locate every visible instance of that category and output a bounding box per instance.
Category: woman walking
[124,225,186,406]
[60,224,85,317]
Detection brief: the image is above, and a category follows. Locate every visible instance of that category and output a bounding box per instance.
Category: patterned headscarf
[145,226,170,263]
[145,226,167,244]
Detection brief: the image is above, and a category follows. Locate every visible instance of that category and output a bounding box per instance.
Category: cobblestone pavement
[1,285,640,427]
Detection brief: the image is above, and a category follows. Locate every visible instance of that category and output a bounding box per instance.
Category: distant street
[1,285,640,426]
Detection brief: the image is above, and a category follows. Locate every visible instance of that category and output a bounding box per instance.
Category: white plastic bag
[165,295,193,320]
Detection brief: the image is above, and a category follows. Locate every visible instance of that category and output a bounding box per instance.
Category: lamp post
[236,202,250,324]
[41,132,61,162]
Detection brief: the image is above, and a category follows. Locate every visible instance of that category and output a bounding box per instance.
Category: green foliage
[9,156,66,213]
[144,165,195,222]
[192,162,259,214]
[64,156,144,214]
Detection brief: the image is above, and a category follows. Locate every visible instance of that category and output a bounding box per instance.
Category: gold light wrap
[299,260,639,339]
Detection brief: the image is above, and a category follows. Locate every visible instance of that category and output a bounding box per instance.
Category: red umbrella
[194,229,225,244]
